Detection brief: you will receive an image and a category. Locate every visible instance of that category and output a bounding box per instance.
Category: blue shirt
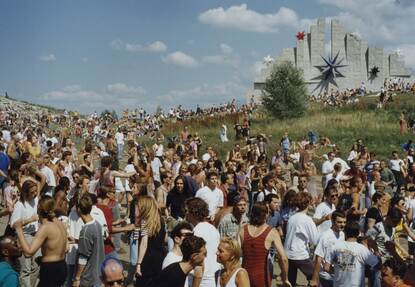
[0,261,19,287]
[267,211,282,228]
[0,152,10,174]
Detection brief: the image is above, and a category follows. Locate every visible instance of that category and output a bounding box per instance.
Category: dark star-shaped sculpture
[314,51,348,81]
[296,31,305,40]
[370,66,380,77]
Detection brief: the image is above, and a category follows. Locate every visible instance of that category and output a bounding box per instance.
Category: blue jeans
[130,233,138,265]
[368,268,381,287]
[117,144,124,160]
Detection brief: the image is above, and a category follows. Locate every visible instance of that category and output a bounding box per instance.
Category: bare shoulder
[236,268,249,278]
[235,268,250,283]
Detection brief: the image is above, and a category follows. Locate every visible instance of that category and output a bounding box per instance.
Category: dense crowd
[1,97,415,287]
[309,79,415,108]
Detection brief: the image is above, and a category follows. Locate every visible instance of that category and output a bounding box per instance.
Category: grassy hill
[159,92,415,162]
[0,95,64,114]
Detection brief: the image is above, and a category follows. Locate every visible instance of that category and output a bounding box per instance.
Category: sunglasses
[180,232,193,237]
[330,194,339,198]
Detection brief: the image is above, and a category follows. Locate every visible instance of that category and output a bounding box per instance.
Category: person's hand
[135,264,143,276]
[324,213,332,221]
[13,220,23,230]
[282,280,292,287]
[72,279,80,287]
[124,224,135,232]
[29,214,39,223]
[309,279,318,287]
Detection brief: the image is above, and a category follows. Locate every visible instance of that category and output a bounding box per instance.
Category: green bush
[262,61,308,119]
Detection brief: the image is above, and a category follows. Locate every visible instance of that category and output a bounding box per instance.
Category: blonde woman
[216,237,250,287]
[134,196,166,287]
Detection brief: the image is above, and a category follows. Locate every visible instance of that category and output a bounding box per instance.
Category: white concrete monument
[249,18,413,103]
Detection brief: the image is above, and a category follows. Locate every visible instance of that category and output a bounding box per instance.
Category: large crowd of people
[1,94,415,287]
[309,79,415,108]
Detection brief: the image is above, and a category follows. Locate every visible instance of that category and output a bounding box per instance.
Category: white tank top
[217,268,243,287]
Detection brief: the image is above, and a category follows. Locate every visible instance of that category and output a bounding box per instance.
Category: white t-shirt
[40,166,56,187]
[194,222,220,287]
[407,199,415,243]
[195,186,224,217]
[91,205,109,238]
[313,202,336,234]
[284,212,318,260]
[114,132,124,145]
[389,159,403,172]
[327,241,378,287]
[151,157,162,182]
[153,143,164,157]
[2,130,11,142]
[10,197,39,234]
[322,160,334,175]
[124,164,135,192]
[67,207,85,264]
[314,229,345,281]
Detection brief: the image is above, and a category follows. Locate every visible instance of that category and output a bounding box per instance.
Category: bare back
[41,219,67,262]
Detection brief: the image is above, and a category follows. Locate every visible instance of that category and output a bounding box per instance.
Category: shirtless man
[14,195,68,287]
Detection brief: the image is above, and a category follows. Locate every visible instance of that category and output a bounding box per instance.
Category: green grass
[156,92,415,162]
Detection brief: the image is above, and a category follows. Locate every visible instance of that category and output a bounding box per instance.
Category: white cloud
[220,43,233,55]
[106,82,146,95]
[39,54,56,62]
[202,43,239,67]
[319,0,415,44]
[162,51,199,68]
[110,39,167,52]
[198,4,312,33]
[39,83,148,113]
[158,80,247,107]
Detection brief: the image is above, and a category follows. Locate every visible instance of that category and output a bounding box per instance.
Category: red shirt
[96,204,114,254]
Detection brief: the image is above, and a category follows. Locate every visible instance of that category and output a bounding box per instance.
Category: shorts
[39,260,67,287]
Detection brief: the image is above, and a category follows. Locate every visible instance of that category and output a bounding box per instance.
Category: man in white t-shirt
[39,155,56,195]
[10,183,40,287]
[185,198,220,287]
[310,211,346,287]
[114,129,124,160]
[322,152,335,188]
[313,185,338,234]
[325,221,379,287]
[152,137,164,159]
[195,171,223,220]
[389,151,406,190]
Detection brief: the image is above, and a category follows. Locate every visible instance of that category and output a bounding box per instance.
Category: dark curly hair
[185,197,209,222]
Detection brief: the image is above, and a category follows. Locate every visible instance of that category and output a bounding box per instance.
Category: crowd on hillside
[309,78,415,108]
[1,97,415,287]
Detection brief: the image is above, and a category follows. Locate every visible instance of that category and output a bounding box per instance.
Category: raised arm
[14,222,47,256]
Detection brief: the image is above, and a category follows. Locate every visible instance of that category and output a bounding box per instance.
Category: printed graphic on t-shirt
[333,250,357,272]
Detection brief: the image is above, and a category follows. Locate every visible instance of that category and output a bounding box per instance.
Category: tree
[155,105,163,116]
[262,61,308,119]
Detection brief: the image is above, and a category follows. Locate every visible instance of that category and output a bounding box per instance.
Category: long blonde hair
[137,195,161,237]
[220,237,242,270]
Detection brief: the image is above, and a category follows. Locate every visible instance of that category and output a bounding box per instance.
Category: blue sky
[0,0,414,114]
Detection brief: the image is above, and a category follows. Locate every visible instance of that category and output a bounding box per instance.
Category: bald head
[101,258,124,287]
